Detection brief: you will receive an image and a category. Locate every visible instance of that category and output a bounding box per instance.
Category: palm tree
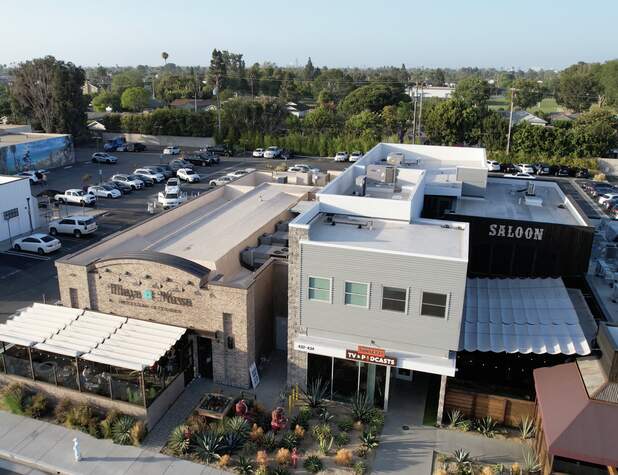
[161,52,169,65]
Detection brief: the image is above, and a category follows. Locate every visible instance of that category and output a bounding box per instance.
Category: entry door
[197,337,213,378]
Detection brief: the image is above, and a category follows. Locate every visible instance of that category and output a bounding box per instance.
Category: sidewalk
[0,410,225,475]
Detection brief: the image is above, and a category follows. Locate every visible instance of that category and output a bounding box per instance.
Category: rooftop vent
[330,215,373,230]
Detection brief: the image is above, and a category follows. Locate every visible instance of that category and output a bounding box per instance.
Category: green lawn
[527,97,561,114]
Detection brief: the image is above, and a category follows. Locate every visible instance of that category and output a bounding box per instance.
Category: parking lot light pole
[26,197,33,232]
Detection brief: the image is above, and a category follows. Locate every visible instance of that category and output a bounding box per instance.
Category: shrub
[480,466,494,475]
[334,431,350,447]
[65,404,95,432]
[255,466,269,475]
[186,413,210,434]
[222,431,246,454]
[367,408,384,432]
[511,462,521,475]
[303,454,324,473]
[250,423,264,442]
[451,449,472,474]
[522,448,541,474]
[2,383,25,415]
[337,417,354,432]
[298,406,312,425]
[234,455,254,475]
[275,447,290,465]
[448,409,464,428]
[193,432,223,463]
[168,425,192,455]
[351,392,372,423]
[225,416,250,439]
[279,431,299,450]
[318,435,334,455]
[112,415,136,445]
[476,416,497,438]
[355,446,369,458]
[293,424,305,439]
[256,449,269,467]
[334,448,353,466]
[318,407,334,423]
[54,398,72,424]
[24,393,48,418]
[301,378,329,409]
[360,431,379,450]
[354,460,368,474]
[519,416,535,440]
[88,420,101,439]
[311,423,332,441]
[130,420,147,446]
[271,467,291,475]
[218,454,231,468]
[261,431,277,452]
[100,410,121,439]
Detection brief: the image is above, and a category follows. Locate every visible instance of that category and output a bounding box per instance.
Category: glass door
[359,363,387,408]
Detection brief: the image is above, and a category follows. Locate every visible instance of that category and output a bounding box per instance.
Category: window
[344,281,369,307]
[421,292,448,318]
[382,286,408,313]
[308,276,331,302]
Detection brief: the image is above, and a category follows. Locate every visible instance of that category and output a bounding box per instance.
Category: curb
[0,449,72,475]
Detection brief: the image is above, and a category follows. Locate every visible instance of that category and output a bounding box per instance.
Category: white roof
[0,305,185,371]
[462,278,591,355]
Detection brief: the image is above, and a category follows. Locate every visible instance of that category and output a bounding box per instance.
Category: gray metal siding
[299,243,467,356]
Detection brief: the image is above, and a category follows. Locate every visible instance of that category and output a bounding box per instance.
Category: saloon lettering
[110,284,193,307]
[488,224,544,241]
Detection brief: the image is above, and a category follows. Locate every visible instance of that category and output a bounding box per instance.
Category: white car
[91,152,118,164]
[111,174,144,190]
[252,148,265,158]
[516,163,535,174]
[263,146,282,159]
[504,172,536,180]
[157,191,186,209]
[177,168,201,183]
[15,171,42,184]
[334,152,349,162]
[486,160,501,171]
[163,145,181,155]
[13,233,61,255]
[598,193,618,205]
[165,178,181,194]
[49,215,97,238]
[288,164,311,173]
[227,168,255,178]
[134,168,164,183]
[349,151,364,162]
[87,185,121,199]
[55,189,97,206]
[209,176,235,186]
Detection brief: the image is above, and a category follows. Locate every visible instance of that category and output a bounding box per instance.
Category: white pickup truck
[54,189,97,206]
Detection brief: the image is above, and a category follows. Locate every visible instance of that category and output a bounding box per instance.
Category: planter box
[195,393,234,420]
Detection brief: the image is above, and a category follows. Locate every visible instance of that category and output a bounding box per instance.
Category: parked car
[87,185,121,199]
[103,137,126,152]
[117,142,146,152]
[133,174,154,186]
[350,151,364,163]
[144,165,174,179]
[288,164,311,173]
[165,178,181,194]
[157,191,186,209]
[557,166,573,177]
[589,184,616,198]
[186,153,217,167]
[576,168,590,179]
[177,168,201,183]
[334,151,349,162]
[49,215,97,238]
[603,196,618,210]
[13,233,61,255]
[168,159,193,171]
[227,168,255,178]
[516,163,535,174]
[209,176,235,186]
[163,145,181,155]
[537,164,558,176]
[263,146,282,159]
[500,163,517,173]
[91,152,118,164]
[486,160,501,172]
[104,180,132,194]
[15,171,44,184]
[504,172,536,180]
[205,145,232,157]
[252,148,264,158]
[134,168,165,183]
[111,174,144,190]
[54,189,97,206]
[598,193,618,206]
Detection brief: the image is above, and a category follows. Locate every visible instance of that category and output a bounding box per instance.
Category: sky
[2,0,617,70]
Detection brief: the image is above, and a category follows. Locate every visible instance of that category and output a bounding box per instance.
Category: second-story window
[421,292,448,318]
[382,286,408,313]
[308,276,331,303]
[345,282,369,307]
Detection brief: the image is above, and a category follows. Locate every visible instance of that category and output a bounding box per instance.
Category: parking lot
[0,147,346,321]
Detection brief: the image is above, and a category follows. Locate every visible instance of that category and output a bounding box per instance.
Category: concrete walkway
[373,375,526,474]
[0,410,225,475]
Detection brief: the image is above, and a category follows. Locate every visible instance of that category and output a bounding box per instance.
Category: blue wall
[0,135,75,174]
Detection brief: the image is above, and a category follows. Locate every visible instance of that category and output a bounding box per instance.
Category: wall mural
[0,135,75,174]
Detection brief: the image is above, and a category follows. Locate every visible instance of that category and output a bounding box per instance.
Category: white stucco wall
[0,177,38,243]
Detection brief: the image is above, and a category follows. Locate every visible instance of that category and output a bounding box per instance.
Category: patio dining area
[0,303,192,428]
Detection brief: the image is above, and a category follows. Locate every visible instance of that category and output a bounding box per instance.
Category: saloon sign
[346,346,397,367]
[488,223,544,241]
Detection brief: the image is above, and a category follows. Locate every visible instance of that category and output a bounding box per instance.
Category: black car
[500,163,517,173]
[145,165,173,179]
[576,168,590,179]
[133,174,154,186]
[126,142,146,152]
[205,145,232,157]
[186,153,219,166]
[557,166,573,177]
[105,180,132,194]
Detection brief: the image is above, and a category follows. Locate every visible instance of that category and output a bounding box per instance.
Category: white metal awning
[294,334,457,377]
[461,278,591,355]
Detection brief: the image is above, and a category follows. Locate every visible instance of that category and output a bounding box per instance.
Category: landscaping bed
[432,449,541,475]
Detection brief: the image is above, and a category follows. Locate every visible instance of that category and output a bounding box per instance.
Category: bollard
[73,437,81,462]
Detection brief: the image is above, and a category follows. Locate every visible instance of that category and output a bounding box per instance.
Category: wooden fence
[444,387,535,427]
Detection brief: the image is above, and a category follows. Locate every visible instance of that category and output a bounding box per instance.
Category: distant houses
[170,98,216,111]
[498,110,547,126]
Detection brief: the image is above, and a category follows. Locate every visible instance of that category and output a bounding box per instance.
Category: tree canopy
[556,64,600,112]
[452,77,490,108]
[111,69,144,95]
[120,87,150,112]
[339,83,407,116]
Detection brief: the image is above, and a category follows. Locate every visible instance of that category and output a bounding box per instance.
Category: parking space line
[0,270,20,280]
[0,251,51,261]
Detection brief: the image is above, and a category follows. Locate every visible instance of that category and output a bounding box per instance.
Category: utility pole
[417,82,424,144]
[194,72,198,113]
[215,76,222,134]
[506,88,516,155]
[411,82,418,143]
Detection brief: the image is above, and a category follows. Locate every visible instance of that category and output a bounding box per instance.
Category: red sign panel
[346,349,397,367]
[356,346,386,358]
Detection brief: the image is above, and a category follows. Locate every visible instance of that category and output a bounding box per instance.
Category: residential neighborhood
[0,1,618,475]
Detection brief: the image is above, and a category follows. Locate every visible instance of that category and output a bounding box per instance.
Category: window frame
[380,285,409,314]
[307,275,332,304]
[344,280,370,309]
[419,291,449,319]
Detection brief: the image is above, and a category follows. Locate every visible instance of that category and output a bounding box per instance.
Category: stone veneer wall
[287,226,309,390]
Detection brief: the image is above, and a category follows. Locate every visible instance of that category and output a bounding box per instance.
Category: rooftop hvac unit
[240,245,289,270]
[312,172,328,186]
[386,152,405,166]
[276,221,289,232]
[355,175,367,196]
[366,164,396,184]
[270,231,289,246]
[275,175,288,184]
[258,233,272,245]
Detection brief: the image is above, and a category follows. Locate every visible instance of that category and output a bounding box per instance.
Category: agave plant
[359,430,379,450]
[448,409,464,428]
[225,416,250,439]
[318,434,334,455]
[222,431,245,454]
[234,455,254,475]
[111,415,136,445]
[475,416,497,438]
[522,448,542,473]
[279,431,299,450]
[167,425,192,455]
[261,431,277,452]
[451,449,472,474]
[303,454,324,474]
[301,377,329,409]
[193,431,223,463]
[351,392,373,423]
[318,407,334,423]
[519,415,535,440]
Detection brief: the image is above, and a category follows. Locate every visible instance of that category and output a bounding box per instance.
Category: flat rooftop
[453,178,586,226]
[0,175,22,185]
[62,178,314,280]
[308,214,468,260]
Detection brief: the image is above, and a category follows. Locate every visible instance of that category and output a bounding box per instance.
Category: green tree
[92,91,120,112]
[303,106,342,133]
[345,111,383,138]
[11,56,87,136]
[571,109,618,157]
[556,64,600,112]
[382,102,413,142]
[423,99,483,145]
[208,49,227,91]
[480,110,508,151]
[597,60,618,107]
[340,83,407,116]
[111,70,144,95]
[304,57,317,80]
[120,87,149,112]
[0,83,11,117]
[509,79,544,109]
[452,77,490,108]
[311,69,355,101]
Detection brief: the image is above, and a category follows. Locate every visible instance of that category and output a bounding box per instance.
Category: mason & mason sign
[346,346,397,366]
[488,224,544,241]
[110,284,193,307]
